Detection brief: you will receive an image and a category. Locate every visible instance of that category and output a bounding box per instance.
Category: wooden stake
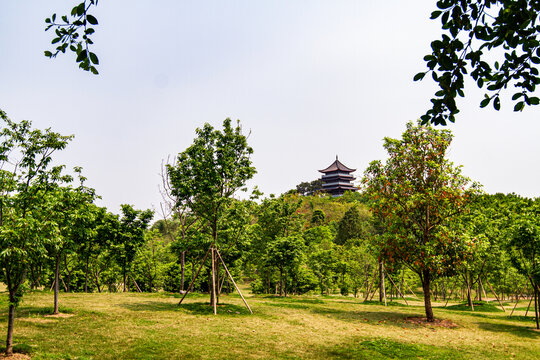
[404,280,418,298]
[363,269,377,302]
[525,296,533,317]
[216,249,253,314]
[510,285,528,317]
[219,269,227,294]
[444,284,456,307]
[385,270,409,306]
[179,246,211,305]
[131,276,142,293]
[60,275,68,292]
[484,276,505,312]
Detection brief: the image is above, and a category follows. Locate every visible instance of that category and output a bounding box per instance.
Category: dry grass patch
[0,290,538,359]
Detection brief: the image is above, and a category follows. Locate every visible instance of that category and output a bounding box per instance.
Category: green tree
[112,205,154,292]
[0,110,73,355]
[508,197,540,329]
[363,121,481,321]
[47,175,96,314]
[167,118,256,311]
[294,179,323,196]
[416,0,540,125]
[310,209,326,226]
[335,205,372,245]
[266,235,305,296]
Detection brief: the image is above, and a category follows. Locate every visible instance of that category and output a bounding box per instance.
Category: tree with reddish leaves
[363,121,481,321]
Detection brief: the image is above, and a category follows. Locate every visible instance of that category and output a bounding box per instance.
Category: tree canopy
[363,121,481,321]
[417,0,540,125]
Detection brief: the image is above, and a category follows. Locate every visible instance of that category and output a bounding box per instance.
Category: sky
[1,1,539,215]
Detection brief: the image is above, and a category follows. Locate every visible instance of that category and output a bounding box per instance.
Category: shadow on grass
[0,343,33,355]
[261,296,325,304]
[310,306,416,326]
[179,302,251,316]
[476,321,540,339]
[320,337,465,360]
[438,307,536,324]
[118,301,180,312]
[362,300,408,307]
[444,302,504,313]
[5,306,75,318]
[263,302,310,310]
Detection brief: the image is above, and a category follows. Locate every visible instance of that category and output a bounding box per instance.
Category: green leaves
[167,119,256,243]
[0,109,74,307]
[44,0,100,75]
[363,121,479,280]
[419,0,540,124]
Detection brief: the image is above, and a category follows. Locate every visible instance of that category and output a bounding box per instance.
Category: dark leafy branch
[44,0,100,74]
[416,0,540,125]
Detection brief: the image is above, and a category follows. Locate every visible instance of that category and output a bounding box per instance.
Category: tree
[112,205,153,292]
[508,197,539,329]
[266,235,305,296]
[45,0,100,74]
[416,1,540,125]
[294,179,323,196]
[335,205,372,245]
[363,121,481,321]
[47,174,96,314]
[0,110,73,355]
[167,118,256,312]
[310,209,326,226]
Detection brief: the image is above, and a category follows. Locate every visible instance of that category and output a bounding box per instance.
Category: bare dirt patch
[20,317,54,324]
[1,354,31,360]
[43,313,74,319]
[404,316,459,328]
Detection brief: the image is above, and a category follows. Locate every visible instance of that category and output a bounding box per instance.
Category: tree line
[0,111,538,355]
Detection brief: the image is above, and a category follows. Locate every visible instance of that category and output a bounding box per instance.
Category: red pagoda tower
[319,156,357,196]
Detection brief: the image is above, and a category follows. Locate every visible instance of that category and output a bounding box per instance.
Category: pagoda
[319,156,357,196]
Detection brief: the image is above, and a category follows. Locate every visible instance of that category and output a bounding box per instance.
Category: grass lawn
[0,288,538,359]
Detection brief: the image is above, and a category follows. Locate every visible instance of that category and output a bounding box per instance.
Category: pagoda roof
[319,156,356,173]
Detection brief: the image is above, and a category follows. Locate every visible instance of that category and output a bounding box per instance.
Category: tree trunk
[211,247,217,315]
[84,255,90,293]
[379,262,386,305]
[279,268,283,296]
[123,267,127,292]
[535,283,539,330]
[379,262,383,302]
[54,253,60,315]
[180,250,185,292]
[216,256,220,304]
[5,299,15,356]
[464,273,474,309]
[422,269,434,322]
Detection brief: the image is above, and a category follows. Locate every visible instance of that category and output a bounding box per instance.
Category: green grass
[445,301,505,312]
[0,289,538,359]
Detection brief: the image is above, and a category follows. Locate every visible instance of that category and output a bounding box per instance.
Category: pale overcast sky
[1,1,539,214]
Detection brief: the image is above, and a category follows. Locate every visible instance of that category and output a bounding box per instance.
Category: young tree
[47,175,96,314]
[0,110,73,355]
[508,197,540,329]
[416,1,540,125]
[363,121,481,321]
[335,205,372,245]
[112,204,153,292]
[167,118,256,313]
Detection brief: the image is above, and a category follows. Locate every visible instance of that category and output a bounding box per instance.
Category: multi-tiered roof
[319,156,357,196]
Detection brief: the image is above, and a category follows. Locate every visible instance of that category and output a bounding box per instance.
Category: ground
[0,288,538,359]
